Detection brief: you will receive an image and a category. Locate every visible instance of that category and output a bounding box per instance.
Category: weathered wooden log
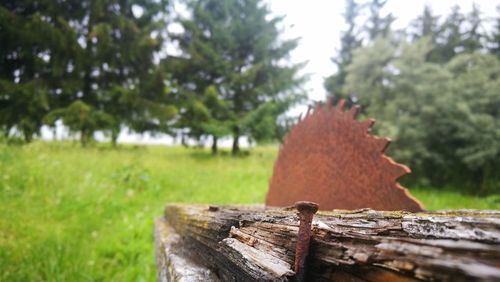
[154,204,500,281]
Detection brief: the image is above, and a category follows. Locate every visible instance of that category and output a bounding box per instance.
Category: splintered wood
[154,204,500,282]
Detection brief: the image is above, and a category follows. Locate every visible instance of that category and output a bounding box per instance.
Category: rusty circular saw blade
[266,98,424,212]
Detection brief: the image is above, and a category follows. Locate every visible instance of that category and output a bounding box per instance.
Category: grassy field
[0,142,498,281]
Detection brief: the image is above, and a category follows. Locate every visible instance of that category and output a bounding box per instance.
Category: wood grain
[155,204,500,281]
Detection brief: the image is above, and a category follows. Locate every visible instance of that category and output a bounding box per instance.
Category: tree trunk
[211,135,218,155]
[23,130,32,143]
[80,129,89,147]
[111,127,119,147]
[181,133,188,148]
[232,134,240,155]
[80,131,86,147]
[155,204,500,282]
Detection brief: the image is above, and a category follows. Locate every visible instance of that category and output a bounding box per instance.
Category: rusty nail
[208,205,219,212]
[294,201,319,281]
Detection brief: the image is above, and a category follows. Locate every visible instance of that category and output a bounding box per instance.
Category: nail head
[294,201,319,214]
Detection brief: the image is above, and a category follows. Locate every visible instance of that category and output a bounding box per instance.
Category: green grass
[0,141,498,281]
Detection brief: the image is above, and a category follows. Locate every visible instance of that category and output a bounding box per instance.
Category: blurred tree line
[1,0,499,192]
[0,0,305,152]
[325,0,500,193]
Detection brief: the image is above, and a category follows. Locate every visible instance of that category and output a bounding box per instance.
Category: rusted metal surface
[294,201,318,282]
[266,98,424,212]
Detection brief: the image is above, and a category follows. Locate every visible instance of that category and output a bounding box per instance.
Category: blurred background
[0,0,499,280]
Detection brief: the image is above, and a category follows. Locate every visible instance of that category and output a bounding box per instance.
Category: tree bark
[155,204,500,282]
[23,130,32,143]
[111,127,119,147]
[181,133,188,148]
[232,134,240,155]
[80,130,86,147]
[80,129,90,147]
[211,135,218,154]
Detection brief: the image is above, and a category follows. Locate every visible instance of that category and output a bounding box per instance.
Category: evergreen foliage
[326,0,499,192]
[166,0,305,154]
[343,35,499,192]
[364,0,395,40]
[488,5,500,57]
[0,0,175,145]
[324,0,362,101]
[1,0,499,191]
[0,0,77,141]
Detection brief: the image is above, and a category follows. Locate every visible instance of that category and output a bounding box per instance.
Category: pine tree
[0,0,80,142]
[409,5,442,62]
[324,0,362,100]
[489,5,500,57]
[364,0,394,40]
[344,35,396,109]
[167,0,305,154]
[434,5,465,63]
[411,6,440,40]
[72,0,175,146]
[461,3,485,53]
[341,33,500,192]
[446,53,500,186]
[0,0,175,145]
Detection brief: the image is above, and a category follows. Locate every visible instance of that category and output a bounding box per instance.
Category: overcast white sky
[268,0,499,103]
